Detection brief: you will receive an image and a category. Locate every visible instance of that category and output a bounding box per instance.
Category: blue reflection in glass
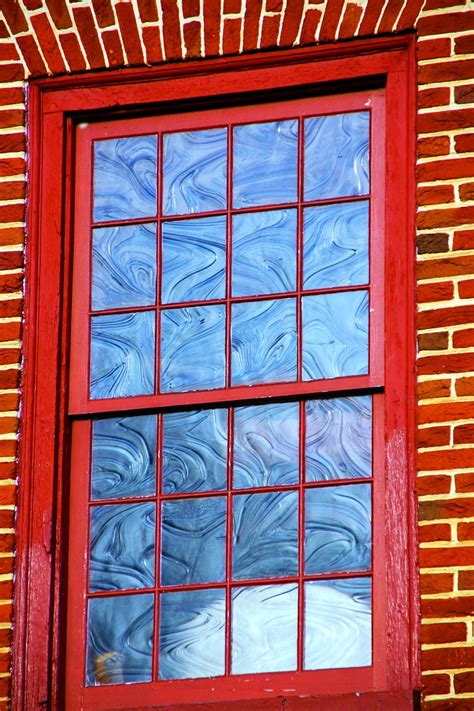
[160,305,225,392]
[305,483,371,574]
[159,589,225,680]
[161,496,226,586]
[232,584,298,675]
[231,298,296,386]
[163,408,228,494]
[91,415,157,500]
[232,209,296,296]
[89,503,155,591]
[87,593,154,685]
[233,120,298,208]
[162,215,226,303]
[92,224,156,311]
[303,201,369,290]
[93,135,157,223]
[90,311,155,399]
[305,577,372,669]
[163,128,227,216]
[233,491,298,580]
[302,290,368,381]
[304,112,369,201]
[233,401,299,489]
[306,396,372,482]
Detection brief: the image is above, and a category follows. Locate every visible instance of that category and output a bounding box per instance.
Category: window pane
[231,298,297,386]
[305,396,372,482]
[304,577,372,670]
[232,584,297,674]
[93,135,157,222]
[160,497,226,586]
[92,224,156,311]
[90,311,155,399]
[160,305,225,392]
[302,290,368,380]
[162,408,228,494]
[86,593,154,685]
[89,503,156,591]
[162,215,226,304]
[303,201,369,290]
[304,112,369,201]
[233,401,299,489]
[159,589,225,680]
[163,128,227,216]
[233,120,298,208]
[232,209,296,296]
[233,491,298,580]
[305,483,371,574]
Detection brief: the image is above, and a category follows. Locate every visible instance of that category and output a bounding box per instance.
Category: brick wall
[0,0,473,708]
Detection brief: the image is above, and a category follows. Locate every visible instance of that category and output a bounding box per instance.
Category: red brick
[0,64,24,83]
[0,370,20,390]
[0,110,25,130]
[92,0,115,28]
[116,2,145,65]
[458,521,474,538]
[0,158,25,180]
[456,84,474,105]
[203,0,221,56]
[45,0,72,30]
[0,604,12,625]
[183,20,202,58]
[418,332,449,351]
[417,474,451,495]
[396,0,424,30]
[458,569,474,589]
[417,232,450,254]
[0,322,21,342]
[417,352,474,375]
[279,0,305,47]
[260,13,281,50]
[0,20,9,38]
[222,18,242,56]
[59,32,87,73]
[102,30,125,68]
[299,7,322,45]
[0,651,10,674]
[0,419,18,436]
[417,280,454,302]
[418,86,450,110]
[422,594,474,618]
[455,134,474,154]
[182,0,200,16]
[0,205,24,224]
[418,255,474,281]
[0,182,25,202]
[0,463,17,480]
[421,673,451,696]
[358,0,385,36]
[377,0,404,34]
[0,678,11,698]
[318,0,345,42]
[0,442,18,459]
[243,0,264,50]
[0,0,28,33]
[454,671,474,694]
[453,328,474,347]
[418,108,474,133]
[420,499,474,522]
[0,487,15,507]
[459,280,474,299]
[338,3,363,39]
[421,622,467,645]
[0,43,19,62]
[224,0,242,12]
[142,25,164,64]
[266,0,284,10]
[0,511,13,530]
[417,378,451,400]
[24,0,42,9]
[16,34,48,76]
[459,183,474,202]
[30,13,67,75]
[417,37,451,60]
[0,350,20,367]
[422,646,474,673]
[0,228,23,247]
[418,11,474,36]
[419,523,451,544]
[425,0,467,7]
[419,448,474,471]
[73,6,106,69]
[418,184,454,206]
[0,88,24,106]
[456,377,474,396]
[456,35,474,56]
[137,0,159,23]
[161,0,183,60]
[0,133,25,154]
[417,425,451,448]
[0,274,22,294]
[417,157,474,183]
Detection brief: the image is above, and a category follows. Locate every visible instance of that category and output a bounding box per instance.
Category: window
[18,39,417,711]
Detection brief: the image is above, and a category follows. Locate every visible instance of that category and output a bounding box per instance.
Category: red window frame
[15,37,418,711]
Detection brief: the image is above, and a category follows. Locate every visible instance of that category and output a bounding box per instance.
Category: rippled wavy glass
[163,409,227,494]
[86,593,154,685]
[90,311,155,399]
[160,305,225,392]
[163,128,227,216]
[231,584,297,675]
[89,503,155,591]
[93,135,157,223]
[232,209,297,296]
[233,402,299,489]
[305,483,371,574]
[233,491,298,580]
[92,224,156,311]
[305,396,372,482]
[233,120,298,208]
[161,496,226,586]
[304,112,369,201]
[304,577,372,669]
[231,298,296,386]
[303,201,369,290]
[159,588,225,680]
[91,415,157,500]
[302,290,368,381]
[162,215,226,304]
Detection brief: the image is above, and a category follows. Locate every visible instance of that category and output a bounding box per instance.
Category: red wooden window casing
[15,38,418,711]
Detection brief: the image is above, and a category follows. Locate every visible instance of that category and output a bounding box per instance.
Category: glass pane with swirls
[89,503,155,591]
[162,215,226,303]
[93,135,157,223]
[305,483,371,574]
[304,112,369,201]
[163,128,227,216]
[90,311,155,399]
[304,577,372,669]
[233,120,298,208]
[231,298,296,386]
[162,408,227,494]
[233,401,299,489]
[86,593,154,685]
[159,588,225,680]
[231,584,297,674]
[232,209,296,296]
[91,415,157,500]
[92,224,156,311]
[305,396,372,482]
[233,491,298,580]
[303,201,369,290]
[161,496,226,586]
[160,305,225,392]
[302,290,368,380]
